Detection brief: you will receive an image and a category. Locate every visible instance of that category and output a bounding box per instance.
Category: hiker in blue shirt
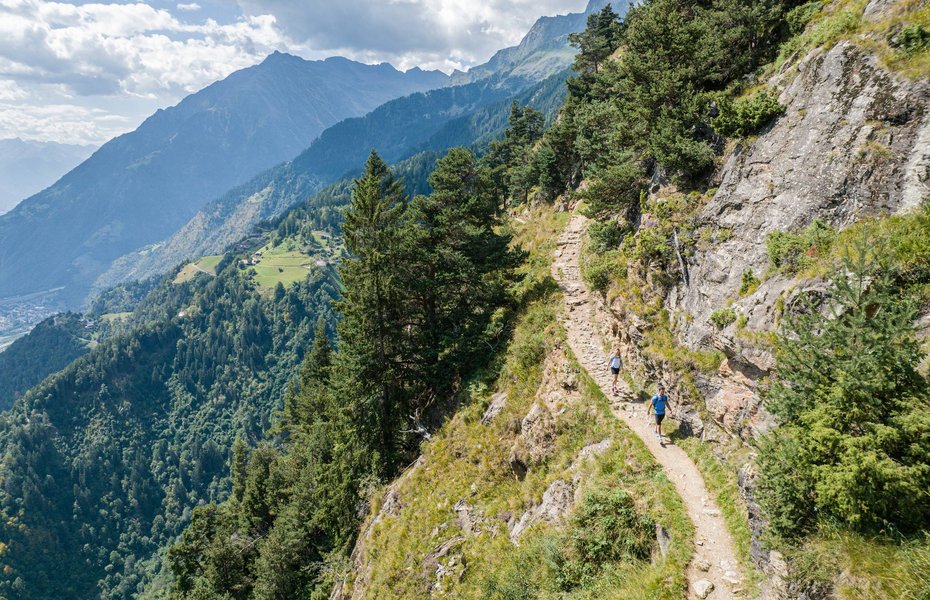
[647,385,673,443]
[607,349,622,394]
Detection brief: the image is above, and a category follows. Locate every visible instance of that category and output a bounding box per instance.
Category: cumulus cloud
[236,0,588,71]
[0,0,588,144]
[0,0,300,143]
[0,100,132,144]
[0,1,290,97]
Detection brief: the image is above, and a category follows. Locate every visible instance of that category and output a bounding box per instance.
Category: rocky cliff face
[628,38,930,447]
[674,41,930,366]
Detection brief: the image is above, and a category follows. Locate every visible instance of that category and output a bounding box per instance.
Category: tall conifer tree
[336,151,408,471]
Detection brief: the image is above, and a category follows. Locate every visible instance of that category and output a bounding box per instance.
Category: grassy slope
[346,205,692,599]
[773,0,930,79]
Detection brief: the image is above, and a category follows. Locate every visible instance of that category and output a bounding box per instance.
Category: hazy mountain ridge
[450,0,624,86]
[93,5,596,293]
[0,139,96,216]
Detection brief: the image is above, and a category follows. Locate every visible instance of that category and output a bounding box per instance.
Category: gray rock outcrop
[673,41,930,356]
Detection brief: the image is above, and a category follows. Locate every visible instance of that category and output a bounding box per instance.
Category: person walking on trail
[648,385,672,444]
[608,349,622,394]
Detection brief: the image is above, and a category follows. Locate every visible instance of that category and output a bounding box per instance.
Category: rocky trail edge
[552,212,744,600]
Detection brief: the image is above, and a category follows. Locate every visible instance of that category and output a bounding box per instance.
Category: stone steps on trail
[552,213,743,600]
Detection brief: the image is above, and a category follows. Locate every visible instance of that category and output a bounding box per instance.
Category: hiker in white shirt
[608,349,622,394]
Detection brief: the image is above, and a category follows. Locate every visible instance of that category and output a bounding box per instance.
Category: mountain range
[0,3,617,596]
[1,0,926,598]
[450,0,621,86]
[91,0,613,294]
[0,139,96,215]
[0,55,447,305]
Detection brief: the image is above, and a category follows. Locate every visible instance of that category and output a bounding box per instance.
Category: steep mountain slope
[0,313,91,410]
[0,253,342,599]
[95,68,576,293]
[0,54,446,305]
[333,206,694,599]
[0,139,95,215]
[529,0,930,596]
[0,148,448,598]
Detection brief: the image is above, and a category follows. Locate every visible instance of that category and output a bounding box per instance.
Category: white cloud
[0,2,292,97]
[0,80,27,101]
[0,100,132,144]
[0,0,590,144]
[0,0,301,143]
[236,0,588,72]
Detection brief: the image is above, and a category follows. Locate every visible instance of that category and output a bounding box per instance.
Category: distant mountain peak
[585,0,614,13]
[262,50,300,63]
[449,0,629,87]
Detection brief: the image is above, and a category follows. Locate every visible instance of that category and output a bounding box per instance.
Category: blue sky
[0,0,588,146]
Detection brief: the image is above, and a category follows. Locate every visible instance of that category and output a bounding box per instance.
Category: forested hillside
[0,249,341,598]
[0,313,91,410]
[166,145,527,599]
[0,130,515,597]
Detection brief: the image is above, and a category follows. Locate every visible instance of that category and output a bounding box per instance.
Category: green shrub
[579,159,646,221]
[786,1,826,36]
[739,269,761,296]
[631,227,672,266]
[557,488,655,590]
[758,240,930,537]
[896,24,930,55]
[582,251,626,292]
[588,220,626,253]
[767,219,835,274]
[712,91,786,138]
[710,308,738,329]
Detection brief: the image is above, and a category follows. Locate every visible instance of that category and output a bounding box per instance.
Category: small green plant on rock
[711,308,738,329]
[895,24,930,55]
[767,219,835,275]
[581,250,627,292]
[712,91,786,138]
[739,269,761,296]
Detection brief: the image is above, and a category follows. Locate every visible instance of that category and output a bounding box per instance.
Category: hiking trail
[553,212,744,600]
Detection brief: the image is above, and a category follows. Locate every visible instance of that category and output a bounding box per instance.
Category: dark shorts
[654,413,666,425]
[611,367,620,375]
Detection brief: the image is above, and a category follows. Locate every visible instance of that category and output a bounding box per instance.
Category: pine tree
[567,4,624,98]
[335,150,408,471]
[281,317,333,433]
[230,437,248,504]
[399,148,519,412]
[758,238,930,536]
[569,4,624,77]
[483,103,545,205]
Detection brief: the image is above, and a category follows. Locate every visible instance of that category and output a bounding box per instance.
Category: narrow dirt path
[553,213,743,600]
